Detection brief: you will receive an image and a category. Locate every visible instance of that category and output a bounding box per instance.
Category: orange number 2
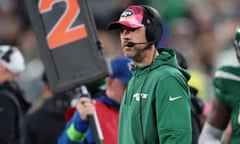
[39,0,88,49]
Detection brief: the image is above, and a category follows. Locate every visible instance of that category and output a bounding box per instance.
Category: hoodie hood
[130,48,191,82]
[152,48,191,81]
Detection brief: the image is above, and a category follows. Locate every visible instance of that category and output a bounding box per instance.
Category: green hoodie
[118,49,192,144]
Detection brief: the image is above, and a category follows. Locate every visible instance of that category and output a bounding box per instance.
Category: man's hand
[76,97,96,121]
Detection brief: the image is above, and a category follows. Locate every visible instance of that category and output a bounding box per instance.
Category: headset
[142,5,163,44]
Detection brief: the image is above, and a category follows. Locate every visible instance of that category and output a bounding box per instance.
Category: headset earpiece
[141,5,163,43]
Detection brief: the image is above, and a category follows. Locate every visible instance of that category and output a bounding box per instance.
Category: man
[25,72,72,144]
[107,5,192,143]
[58,56,131,144]
[0,45,31,144]
[198,26,240,144]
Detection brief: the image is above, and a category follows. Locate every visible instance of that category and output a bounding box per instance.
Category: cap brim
[107,21,144,31]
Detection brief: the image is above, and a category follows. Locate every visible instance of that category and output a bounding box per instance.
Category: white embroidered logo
[169,96,182,101]
[133,93,148,101]
[121,10,133,17]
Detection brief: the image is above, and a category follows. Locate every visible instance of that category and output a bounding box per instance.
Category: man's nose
[121,30,131,39]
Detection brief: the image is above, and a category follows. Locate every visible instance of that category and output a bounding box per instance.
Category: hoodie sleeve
[155,76,192,144]
[58,111,89,144]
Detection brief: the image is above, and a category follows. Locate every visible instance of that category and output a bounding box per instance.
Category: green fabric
[213,65,240,144]
[139,0,188,22]
[118,49,192,144]
[67,123,86,142]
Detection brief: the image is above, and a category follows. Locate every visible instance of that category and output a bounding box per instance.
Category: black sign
[25,0,109,94]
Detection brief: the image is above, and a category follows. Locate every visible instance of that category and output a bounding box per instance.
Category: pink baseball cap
[107,5,145,30]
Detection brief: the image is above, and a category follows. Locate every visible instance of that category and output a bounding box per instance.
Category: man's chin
[124,53,134,59]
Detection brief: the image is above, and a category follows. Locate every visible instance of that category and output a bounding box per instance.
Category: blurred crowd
[1,0,240,124]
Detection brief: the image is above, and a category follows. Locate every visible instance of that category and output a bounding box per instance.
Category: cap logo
[120,9,133,17]
[107,6,145,30]
[1,48,13,63]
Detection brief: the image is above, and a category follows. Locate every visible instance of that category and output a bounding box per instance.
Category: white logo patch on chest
[133,93,148,101]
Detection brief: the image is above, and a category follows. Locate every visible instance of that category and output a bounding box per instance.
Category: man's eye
[129,28,137,32]
[120,28,124,33]
[127,28,137,32]
[120,28,137,33]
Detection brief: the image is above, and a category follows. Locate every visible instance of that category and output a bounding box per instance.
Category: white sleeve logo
[169,96,182,101]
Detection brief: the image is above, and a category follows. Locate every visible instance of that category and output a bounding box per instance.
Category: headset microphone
[126,41,155,47]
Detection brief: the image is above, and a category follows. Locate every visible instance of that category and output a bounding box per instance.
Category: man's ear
[0,65,14,83]
[43,83,52,96]
[105,77,112,87]
[0,72,14,83]
[44,84,50,91]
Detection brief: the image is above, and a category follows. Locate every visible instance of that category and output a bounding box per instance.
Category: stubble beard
[124,48,145,63]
